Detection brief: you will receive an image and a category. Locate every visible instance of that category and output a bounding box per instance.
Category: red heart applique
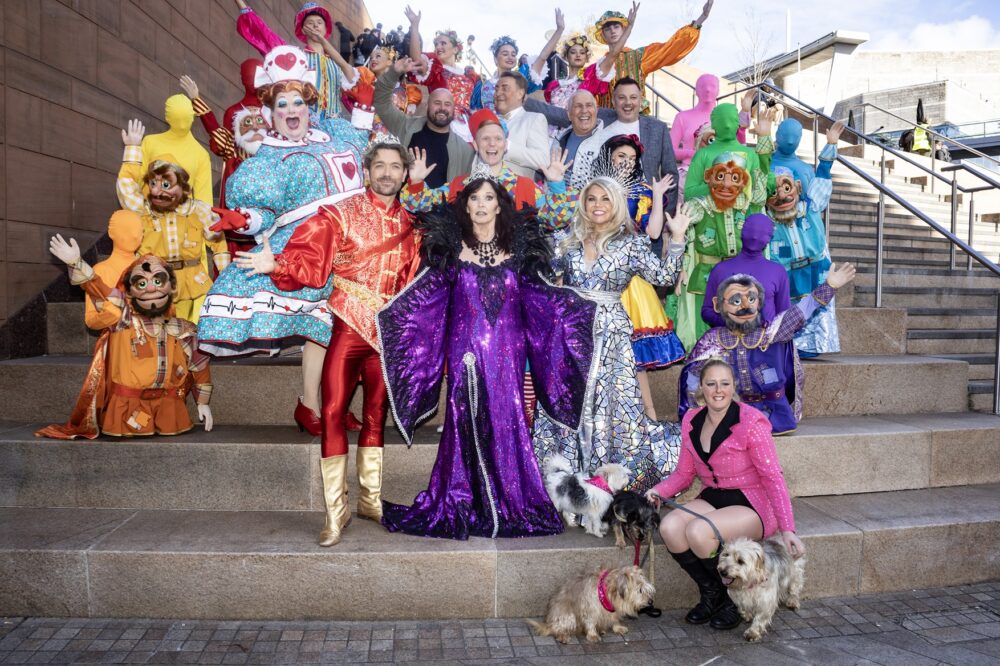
[274,53,297,70]
[341,162,357,180]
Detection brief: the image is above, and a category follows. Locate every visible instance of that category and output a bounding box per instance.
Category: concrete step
[1,483,996,619]
[908,311,998,329]
[1,354,969,428]
[853,286,1000,309]
[926,353,997,380]
[907,328,998,355]
[7,412,998,512]
[971,385,997,412]
[854,270,1000,291]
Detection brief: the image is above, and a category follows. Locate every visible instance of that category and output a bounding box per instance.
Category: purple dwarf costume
[680,282,839,435]
[377,205,597,540]
[702,214,791,328]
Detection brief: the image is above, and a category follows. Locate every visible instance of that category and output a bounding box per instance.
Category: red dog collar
[597,570,615,613]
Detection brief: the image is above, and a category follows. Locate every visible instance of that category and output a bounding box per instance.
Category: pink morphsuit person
[671,74,749,199]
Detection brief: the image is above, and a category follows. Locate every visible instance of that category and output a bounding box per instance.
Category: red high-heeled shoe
[344,412,363,432]
[294,397,322,436]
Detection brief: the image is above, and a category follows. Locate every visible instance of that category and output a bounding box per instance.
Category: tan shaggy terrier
[528,565,655,643]
[717,537,806,642]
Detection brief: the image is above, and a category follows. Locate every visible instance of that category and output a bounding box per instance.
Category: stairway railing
[645,71,1000,414]
[856,101,1000,179]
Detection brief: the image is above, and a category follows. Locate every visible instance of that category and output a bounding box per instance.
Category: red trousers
[321,320,387,457]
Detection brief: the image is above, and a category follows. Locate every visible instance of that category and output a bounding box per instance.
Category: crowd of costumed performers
[37,0,865,636]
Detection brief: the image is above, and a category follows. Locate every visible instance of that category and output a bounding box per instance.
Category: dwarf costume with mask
[767,143,840,356]
[675,137,771,349]
[36,254,213,440]
[117,144,230,324]
[702,213,790,328]
[679,275,840,435]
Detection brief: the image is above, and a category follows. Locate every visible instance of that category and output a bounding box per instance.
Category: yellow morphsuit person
[141,95,214,205]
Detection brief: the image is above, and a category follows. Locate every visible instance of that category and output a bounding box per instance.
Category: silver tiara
[463,158,504,186]
[366,131,403,151]
[589,152,645,200]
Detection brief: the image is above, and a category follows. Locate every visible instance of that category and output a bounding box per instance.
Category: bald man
[552,90,605,185]
[375,59,474,187]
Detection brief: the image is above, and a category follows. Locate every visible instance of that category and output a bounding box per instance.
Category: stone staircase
[0,150,999,621]
[819,150,1000,411]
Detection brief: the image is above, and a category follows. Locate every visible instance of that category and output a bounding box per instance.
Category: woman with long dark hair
[378,177,597,540]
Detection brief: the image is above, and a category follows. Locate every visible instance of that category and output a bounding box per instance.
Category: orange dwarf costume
[36,256,213,440]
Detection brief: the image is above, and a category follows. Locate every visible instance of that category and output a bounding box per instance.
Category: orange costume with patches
[270,189,421,458]
[36,258,213,440]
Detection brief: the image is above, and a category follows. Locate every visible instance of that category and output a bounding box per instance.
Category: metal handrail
[837,157,1000,278]
[656,67,695,90]
[857,101,1000,169]
[644,83,683,114]
[650,72,1000,413]
[652,71,985,195]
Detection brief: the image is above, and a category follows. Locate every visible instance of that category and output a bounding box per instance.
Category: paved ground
[2,581,999,664]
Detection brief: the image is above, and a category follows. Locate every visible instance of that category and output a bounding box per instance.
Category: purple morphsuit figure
[702,213,791,328]
[377,193,597,540]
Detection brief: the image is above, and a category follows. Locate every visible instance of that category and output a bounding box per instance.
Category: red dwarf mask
[705,160,748,211]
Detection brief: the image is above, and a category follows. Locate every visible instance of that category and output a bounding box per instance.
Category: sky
[364,0,1000,77]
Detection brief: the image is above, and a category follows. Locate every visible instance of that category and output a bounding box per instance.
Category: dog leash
[661,498,727,550]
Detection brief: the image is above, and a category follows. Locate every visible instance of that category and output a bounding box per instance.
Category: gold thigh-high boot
[356,446,384,521]
[319,454,351,546]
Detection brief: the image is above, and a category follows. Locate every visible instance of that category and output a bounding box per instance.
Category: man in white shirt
[553,90,605,186]
[494,72,551,179]
[525,77,679,214]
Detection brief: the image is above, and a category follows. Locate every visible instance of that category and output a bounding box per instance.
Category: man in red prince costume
[235,137,420,547]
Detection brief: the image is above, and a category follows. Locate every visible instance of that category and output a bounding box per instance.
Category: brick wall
[0,0,372,356]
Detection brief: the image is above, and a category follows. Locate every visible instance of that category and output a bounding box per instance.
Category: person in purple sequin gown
[376,178,597,540]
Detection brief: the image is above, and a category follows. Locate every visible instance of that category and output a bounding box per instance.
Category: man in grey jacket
[525,77,679,214]
[374,61,474,188]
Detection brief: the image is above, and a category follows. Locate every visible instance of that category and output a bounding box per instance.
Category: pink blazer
[651,402,795,537]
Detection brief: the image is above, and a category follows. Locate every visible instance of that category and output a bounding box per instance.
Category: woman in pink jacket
[647,358,805,631]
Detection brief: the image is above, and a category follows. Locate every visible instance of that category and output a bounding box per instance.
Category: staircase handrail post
[994,291,1000,415]
[876,151,886,308]
[813,115,819,169]
[967,193,976,272]
[950,175,959,270]
[930,149,936,194]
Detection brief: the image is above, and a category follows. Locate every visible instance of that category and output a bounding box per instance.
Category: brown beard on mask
[131,294,173,319]
[767,202,799,224]
[723,311,762,334]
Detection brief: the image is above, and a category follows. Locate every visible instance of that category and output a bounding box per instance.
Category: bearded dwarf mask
[124,256,177,318]
[705,152,749,211]
[713,274,765,335]
[766,166,802,224]
[143,155,191,213]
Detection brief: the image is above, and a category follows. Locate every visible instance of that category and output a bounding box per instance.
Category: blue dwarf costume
[767,141,839,356]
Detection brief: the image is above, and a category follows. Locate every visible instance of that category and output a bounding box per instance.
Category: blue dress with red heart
[197,116,368,356]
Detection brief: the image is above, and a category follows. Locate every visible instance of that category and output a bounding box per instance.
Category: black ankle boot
[670,550,725,624]
[701,554,741,630]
